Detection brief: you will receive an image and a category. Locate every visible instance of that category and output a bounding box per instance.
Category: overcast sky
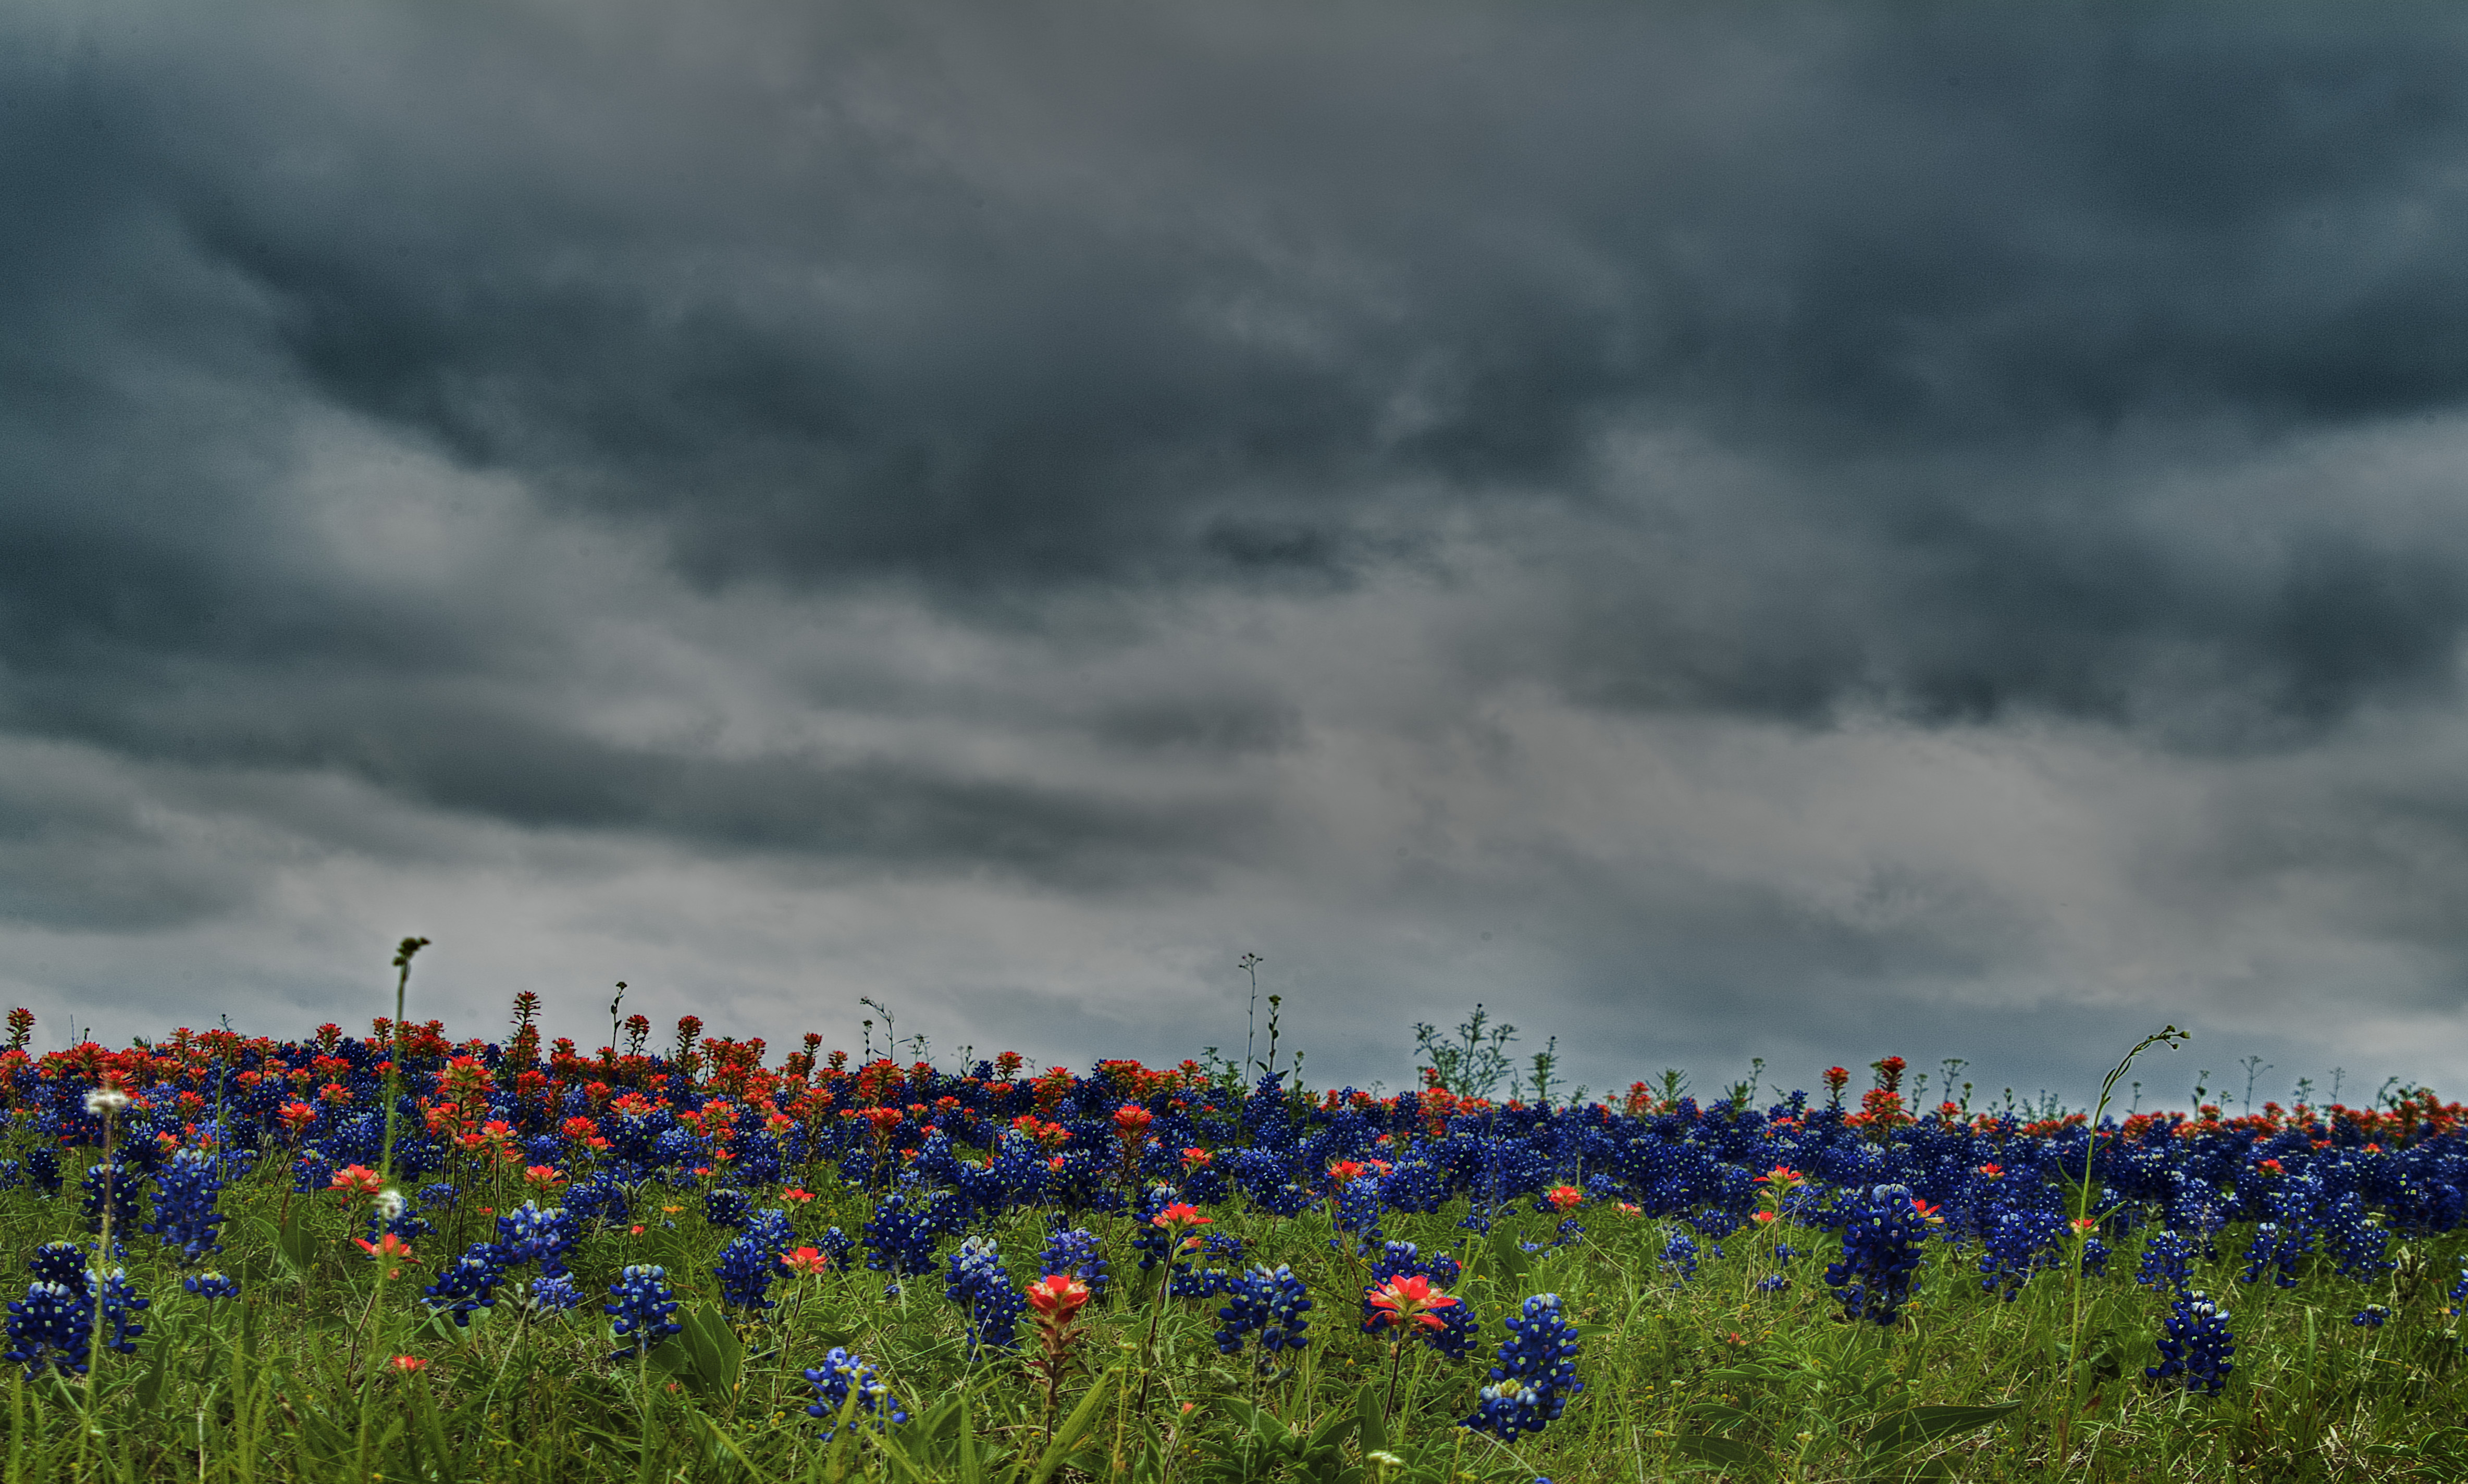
[7,0,2468,1107]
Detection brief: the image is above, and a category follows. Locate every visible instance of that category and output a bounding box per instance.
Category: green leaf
[677,1304,743,1398]
[1674,1432,1761,1466]
[1485,1229,1533,1289]
[276,1209,317,1275]
[1030,1368,1114,1484]
[1864,1402,2025,1453]
[955,1395,984,1484]
[1355,1381,1388,1458]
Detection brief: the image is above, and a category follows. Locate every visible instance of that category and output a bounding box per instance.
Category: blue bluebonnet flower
[182,1272,241,1301]
[819,1226,856,1270]
[24,1149,59,1195]
[2138,1230,2196,1294]
[527,1274,583,1316]
[1754,1274,1792,1294]
[2352,1305,2391,1328]
[605,1265,683,1360]
[289,1151,330,1196]
[81,1163,142,1234]
[28,1243,85,1290]
[862,1192,946,1283]
[496,1202,579,1277]
[1329,1176,1386,1256]
[1215,1265,1312,1366]
[2146,1291,2234,1396]
[90,1269,146,1357]
[4,1282,90,1376]
[1979,1205,2063,1302]
[1038,1228,1110,1298]
[944,1238,1026,1354]
[704,1188,751,1231]
[743,1207,796,1256]
[1824,1185,1931,1326]
[2238,1221,2308,1290]
[145,1148,227,1266]
[1170,1232,1249,1299]
[1464,1293,1584,1440]
[804,1347,906,1440]
[424,1243,511,1327]
[715,1232,780,1315]
[1661,1230,1699,1283]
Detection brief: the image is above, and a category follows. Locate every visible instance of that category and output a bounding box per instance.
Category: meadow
[0,959,2460,1482]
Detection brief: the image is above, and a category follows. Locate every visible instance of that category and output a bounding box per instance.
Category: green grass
[3,1159,2462,1482]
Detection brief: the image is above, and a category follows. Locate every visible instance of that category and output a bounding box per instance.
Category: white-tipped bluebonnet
[604,1265,682,1359]
[2146,1291,2235,1396]
[1464,1293,1584,1440]
[2138,1230,2196,1293]
[4,1282,89,1376]
[804,1347,905,1439]
[27,1243,84,1290]
[1039,1227,1109,1298]
[145,1148,228,1266]
[944,1238,1025,1354]
[704,1188,752,1231]
[1824,1185,1930,1326]
[526,1273,583,1316]
[715,1232,780,1315]
[183,1272,241,1302]
[1215,1265,1312,1366]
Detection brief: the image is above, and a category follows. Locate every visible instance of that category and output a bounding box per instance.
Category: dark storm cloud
[15,1,2468,740]
[8,0,2468,1093]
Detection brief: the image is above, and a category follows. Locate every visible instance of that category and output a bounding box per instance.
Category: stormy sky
[7,0,2468,1107]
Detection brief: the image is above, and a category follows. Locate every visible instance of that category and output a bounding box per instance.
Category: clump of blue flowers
[1038,1227,1109,1298]
[145,1149,227,1266]
[805,1347,905,1440]
[945,1237,1026,1354]
[715,1232,780,1315]
[425,1242,510,1327]
[2146,1291,2235,1396]
[1825,1184,1931,1326]
[606,1265,682,1360]
[1464,1293,1583,1440]
[1216,1265,1312,1368]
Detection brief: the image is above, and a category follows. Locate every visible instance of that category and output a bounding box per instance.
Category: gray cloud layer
[5,0,2468,1102]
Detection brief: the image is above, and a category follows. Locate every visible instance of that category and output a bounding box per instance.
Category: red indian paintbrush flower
[354,1232,418,1279]
[1112,1104,1155,1136]
[1149,1203,1212,1248]
[1365,1273,1459,1332]
[1545,1184,1582,1211]
[779,1246,830,1278]
[1026,1273,1093,1322]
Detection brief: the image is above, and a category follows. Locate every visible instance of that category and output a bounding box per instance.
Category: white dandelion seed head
[374,1189,405,1221]
[83,1088,129,1117]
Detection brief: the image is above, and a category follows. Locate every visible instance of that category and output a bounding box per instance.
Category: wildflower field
[4,968,2466,1481]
